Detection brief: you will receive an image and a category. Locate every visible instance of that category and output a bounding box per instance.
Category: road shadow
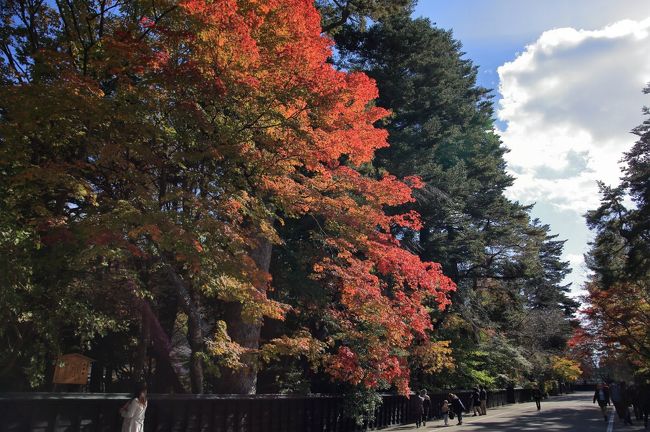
[384,393,623,431]
[456,407,606,431]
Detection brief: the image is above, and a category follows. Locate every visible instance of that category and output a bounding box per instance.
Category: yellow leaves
[17,311,34,323]
[259,330,327,370]
[258,218,281,245]
[207,324,327,373]
[550,355,582,382]
[202,274,289,322]
[413,340,455,374]
[206,320,247,370]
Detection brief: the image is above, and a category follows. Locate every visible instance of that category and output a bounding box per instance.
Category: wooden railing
[0,387,549,432]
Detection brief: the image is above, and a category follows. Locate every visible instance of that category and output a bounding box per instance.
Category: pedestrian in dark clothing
[472,387,481,416]
[449,393,466,425]
[420,389,431,426]
[412,392,424,428]
[532,385,543,411]
[621,382,634,425]
[479,386,488,415]
[638,382,650,429]
[593,383,611,421]
[630,383,643,422]
[611,382,624,420]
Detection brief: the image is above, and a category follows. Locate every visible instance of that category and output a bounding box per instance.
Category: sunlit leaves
[1,0,454,392]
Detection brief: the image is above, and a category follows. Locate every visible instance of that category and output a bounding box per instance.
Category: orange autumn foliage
[0,0,455,393]
[173,0,456,393]
[582,280,650,367]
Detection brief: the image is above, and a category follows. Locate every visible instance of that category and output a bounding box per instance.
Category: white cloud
[497,17,650,215]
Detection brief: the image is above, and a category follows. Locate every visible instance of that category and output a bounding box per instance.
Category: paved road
[384,392,647,431]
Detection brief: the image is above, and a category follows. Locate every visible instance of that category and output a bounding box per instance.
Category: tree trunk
[127,276,187,393]
[215,237,272,394]
[133,309,150,383]
[162,266,205,393]
[104,364,113,392]
[187,295,205,394]
[149,293,186,393]
[256,316,283,393]
[432,225,460,330]
[89,361,104,392]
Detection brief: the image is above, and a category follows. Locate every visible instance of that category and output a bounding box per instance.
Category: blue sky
[412,1,650,294]
[414,1,650,84]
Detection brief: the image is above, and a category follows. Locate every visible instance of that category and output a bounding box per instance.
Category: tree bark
[431,225,460,331]
[132,308,150,383]
[139,300,188,392]
[147,292,186,393]
[186,293,205,394]
[215,237,272,394]
[89,361,103,392]
[162,266,205,393]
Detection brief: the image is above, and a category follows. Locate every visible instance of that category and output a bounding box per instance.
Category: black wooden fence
[572,382,598,392]
[0,388,539,432]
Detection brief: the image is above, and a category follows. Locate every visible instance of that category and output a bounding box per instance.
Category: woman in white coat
[120,383,147,432]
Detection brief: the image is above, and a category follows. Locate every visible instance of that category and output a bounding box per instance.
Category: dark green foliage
[586,86,650,285]
[582,84,650,372]
[316,0,415,33]
[335,15,525,286]
[522,221,578,315]
[618,86,650,277]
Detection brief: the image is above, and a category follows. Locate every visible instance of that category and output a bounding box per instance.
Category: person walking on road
[620,382,634,425]
[532,384,543,411]
[611,382,624,419]
[420,389,431,426]
[638,381,650,429]
[472,387,481,416]
[630,383,642,422]
[413,391,425,428]
[593,382,610,421]
[479,385,488,415]
[441,399,450,426]
[449,393,466,425]
[611,381,634,425]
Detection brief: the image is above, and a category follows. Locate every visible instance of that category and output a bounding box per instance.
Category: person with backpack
[479,385,488,415]
[448,393,466,425]
[471,387,481,416]
[593,382,611,422]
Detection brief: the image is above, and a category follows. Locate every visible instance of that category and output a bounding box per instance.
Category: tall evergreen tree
[316,0,415,33]
[522,221,578,315]
[333,14,577,388]
[582,85,650,369]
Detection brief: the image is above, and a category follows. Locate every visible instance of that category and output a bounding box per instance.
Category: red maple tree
[1,0,455,393]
